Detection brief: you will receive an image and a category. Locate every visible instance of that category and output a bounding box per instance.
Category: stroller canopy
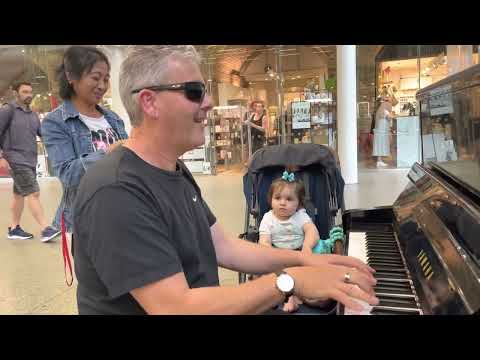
[248,143,337,174]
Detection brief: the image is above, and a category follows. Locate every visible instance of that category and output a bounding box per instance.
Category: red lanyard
[61,214,74,287]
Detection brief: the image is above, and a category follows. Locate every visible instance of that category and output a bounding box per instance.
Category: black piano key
[367,237,395,241]
[367,243,396,248]
[378,298,419,309]
[367,254,403,261]
[375,277,412,284]
[372,267,407,274]
[371,307,421,315]
[366,244,398,250]
[370,265,406,272]
[367,249,399,256]
[368,259,404,265]
[368,260,404,267]
[367,232,394,235]
[375,280,413,289]
[368,258,404,265]
[366,236,395,240]
[374,272,408,280]
[374,286,413,295]
[366,237,395,241]
[368,261,405,268]
[367,247,399,252]
[375,292,416,300]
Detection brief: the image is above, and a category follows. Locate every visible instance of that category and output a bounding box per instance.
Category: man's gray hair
[119,45,201,127]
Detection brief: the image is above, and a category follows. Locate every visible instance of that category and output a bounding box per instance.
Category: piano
[340,64,480,315]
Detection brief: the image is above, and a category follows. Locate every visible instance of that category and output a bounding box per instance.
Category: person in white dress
[373,92,398,167]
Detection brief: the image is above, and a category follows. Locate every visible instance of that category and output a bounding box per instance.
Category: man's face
[152,58,213,154]
[16,85,33,106]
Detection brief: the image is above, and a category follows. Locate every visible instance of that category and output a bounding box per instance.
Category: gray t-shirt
[0,102,41,169]
[73,146,219,315]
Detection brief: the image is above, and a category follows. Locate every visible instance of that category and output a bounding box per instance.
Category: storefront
[5,44,478,178]
[193,45,338,174]
[357,45,480,170]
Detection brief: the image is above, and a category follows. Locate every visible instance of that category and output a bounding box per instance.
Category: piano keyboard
[346,229,423,315]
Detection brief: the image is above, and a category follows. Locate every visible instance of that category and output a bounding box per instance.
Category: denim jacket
[41,100,128,232]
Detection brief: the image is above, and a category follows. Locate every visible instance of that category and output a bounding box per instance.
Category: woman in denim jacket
[42,46,128,235]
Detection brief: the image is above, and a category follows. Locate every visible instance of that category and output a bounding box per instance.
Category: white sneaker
[376,161,388,168]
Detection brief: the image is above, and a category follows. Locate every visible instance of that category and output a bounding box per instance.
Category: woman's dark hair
[57,46,110,100]
[267,165,305,208]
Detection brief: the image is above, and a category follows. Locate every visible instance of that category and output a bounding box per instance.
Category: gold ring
[344,272,351,283]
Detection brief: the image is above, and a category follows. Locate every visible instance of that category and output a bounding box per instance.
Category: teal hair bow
[282,171,295,182]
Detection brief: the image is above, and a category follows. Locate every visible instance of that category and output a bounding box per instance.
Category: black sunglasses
[131,81,206,104]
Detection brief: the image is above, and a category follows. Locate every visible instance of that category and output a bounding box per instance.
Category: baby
[259,169,344,312]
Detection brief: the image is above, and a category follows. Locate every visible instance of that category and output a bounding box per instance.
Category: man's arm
[212,223,303,275]
[131,271,285,315]
[211,222,375,276]
[130,261,378,315]
[81,184,378,315]
[0,105,13,153]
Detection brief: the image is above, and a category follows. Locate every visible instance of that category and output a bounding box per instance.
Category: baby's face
[271,185,299,220]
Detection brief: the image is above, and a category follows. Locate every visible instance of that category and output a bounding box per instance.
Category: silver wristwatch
[275,270,295,302]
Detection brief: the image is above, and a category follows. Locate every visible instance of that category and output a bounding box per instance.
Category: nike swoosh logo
[193,196,197,202]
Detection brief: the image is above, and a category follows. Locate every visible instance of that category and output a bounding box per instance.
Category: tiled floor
[0,167,409,314]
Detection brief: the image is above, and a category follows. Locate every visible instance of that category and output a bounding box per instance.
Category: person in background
[0,81,60,242]
[372,88,398,168]
[41,46,128,240]
[244,101,269,161]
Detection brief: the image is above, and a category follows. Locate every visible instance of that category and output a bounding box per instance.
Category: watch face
[277,273,294,293]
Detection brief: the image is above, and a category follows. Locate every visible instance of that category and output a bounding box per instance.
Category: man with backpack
[0,81,60,242]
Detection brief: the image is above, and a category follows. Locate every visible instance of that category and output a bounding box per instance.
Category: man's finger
[338,270,377,298]
[329,288,363,312]
[328,254,376,276]
[338,283,379,306]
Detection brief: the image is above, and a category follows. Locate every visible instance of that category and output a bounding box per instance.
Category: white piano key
[347,232,367,264]
[344,286,373,315]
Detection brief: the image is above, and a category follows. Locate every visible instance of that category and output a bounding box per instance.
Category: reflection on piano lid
[340,162,480,315]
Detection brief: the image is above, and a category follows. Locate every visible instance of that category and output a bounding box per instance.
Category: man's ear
[138,90,160,118]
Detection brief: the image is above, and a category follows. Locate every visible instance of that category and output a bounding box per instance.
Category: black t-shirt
[73,146,219,315]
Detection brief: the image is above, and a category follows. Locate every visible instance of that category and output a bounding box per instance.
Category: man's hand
[287,263,379,312]
[0,158,10,171]
[299,253,376,282]
[106,140,127,154]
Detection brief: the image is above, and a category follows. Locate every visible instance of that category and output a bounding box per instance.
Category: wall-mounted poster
[292,101,311,129]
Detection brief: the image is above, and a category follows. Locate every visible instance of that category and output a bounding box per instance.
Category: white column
[99,45,131,134]
[336,45,358,185]
[446,45,473,75]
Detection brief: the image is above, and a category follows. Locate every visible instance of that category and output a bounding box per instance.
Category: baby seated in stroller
[258,168,344,312]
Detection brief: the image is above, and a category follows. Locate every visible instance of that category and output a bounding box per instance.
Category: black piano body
[341,162,480,315]
[340,63,480,315]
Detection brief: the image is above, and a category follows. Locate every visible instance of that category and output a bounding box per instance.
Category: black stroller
[239,143,346,314]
